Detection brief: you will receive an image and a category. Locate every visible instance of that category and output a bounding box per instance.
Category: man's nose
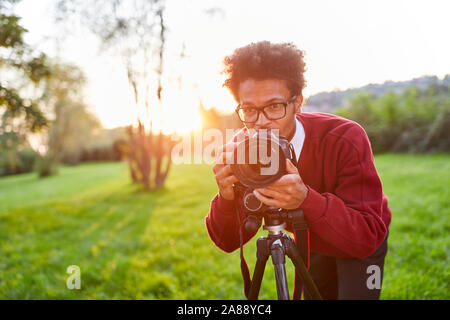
[254,110,271,128]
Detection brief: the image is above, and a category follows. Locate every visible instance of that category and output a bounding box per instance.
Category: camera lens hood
[230,130,287,189]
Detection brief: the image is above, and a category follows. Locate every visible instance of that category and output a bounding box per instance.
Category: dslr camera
[231,130,297,218]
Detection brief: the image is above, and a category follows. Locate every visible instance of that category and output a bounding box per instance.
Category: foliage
[0,147,38,176]
[0,155,448,299]
[0,1,52,176]
[68,127,128,164]
[336,85,450,153]
[37,63,101,176]
[307,74,450,113]
[0,2,51,131]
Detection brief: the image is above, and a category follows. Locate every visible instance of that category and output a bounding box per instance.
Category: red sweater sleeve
[299,124,388,259]
[205,193,260,253]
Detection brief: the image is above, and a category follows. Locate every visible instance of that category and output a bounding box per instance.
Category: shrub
[0,148,39,176]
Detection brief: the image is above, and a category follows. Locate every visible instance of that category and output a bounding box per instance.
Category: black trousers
[304,232,389,300]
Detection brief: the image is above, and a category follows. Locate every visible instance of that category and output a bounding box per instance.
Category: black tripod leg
[284,237,322,300]
[271,239,290,300]
[248,237,270,300]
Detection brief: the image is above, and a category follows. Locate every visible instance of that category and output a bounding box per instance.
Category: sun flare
[156,90,202,134]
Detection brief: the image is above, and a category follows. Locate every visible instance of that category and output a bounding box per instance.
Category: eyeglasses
[235,96,297,124]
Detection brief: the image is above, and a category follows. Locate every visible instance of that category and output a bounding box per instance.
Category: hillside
[304,74,450,113]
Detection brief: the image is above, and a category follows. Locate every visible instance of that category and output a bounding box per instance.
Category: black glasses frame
[235,95,297,124]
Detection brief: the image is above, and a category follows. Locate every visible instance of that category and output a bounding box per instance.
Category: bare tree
[55,0,173,189]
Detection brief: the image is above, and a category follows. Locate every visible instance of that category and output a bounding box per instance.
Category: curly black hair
[222,41,307,101]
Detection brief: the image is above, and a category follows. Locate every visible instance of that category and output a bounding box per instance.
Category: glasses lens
[238,108,258,123]
[264,103,286,120]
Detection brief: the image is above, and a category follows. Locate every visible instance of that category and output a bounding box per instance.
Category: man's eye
[243,108,257,114]
[268,103,283,110]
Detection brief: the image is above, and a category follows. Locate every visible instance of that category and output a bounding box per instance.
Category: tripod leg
[284,236,322,300]
[248,237,270,300]
[270,239,290,300]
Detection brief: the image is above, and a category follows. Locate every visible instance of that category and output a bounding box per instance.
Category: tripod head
[244,208,306,236]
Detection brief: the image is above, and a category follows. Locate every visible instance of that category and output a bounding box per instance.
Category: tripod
[246,209,322,300]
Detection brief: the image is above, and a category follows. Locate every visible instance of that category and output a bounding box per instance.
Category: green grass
[0,154,448,299]
[374,154,450,299]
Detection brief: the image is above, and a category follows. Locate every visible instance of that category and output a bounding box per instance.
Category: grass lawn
[0,154,448,299]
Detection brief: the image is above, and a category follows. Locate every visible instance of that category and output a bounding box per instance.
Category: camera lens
[231,130,287,189]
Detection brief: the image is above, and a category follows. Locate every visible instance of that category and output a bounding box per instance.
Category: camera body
[231,130,296,215]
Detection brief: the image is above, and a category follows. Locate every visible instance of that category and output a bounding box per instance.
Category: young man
[205,41,391,300]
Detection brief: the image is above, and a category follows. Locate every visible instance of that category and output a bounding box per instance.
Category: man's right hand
[213,143,239,200]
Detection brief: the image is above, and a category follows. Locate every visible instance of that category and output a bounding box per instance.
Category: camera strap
[235,205,252,299]
[287,144,311,299]
[290,210,310,300]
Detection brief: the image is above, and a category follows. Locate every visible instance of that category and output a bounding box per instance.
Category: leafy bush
[336,86,450,153]
[0,148,39,176]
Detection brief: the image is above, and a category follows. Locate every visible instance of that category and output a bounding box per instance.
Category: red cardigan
[205,112,391,259]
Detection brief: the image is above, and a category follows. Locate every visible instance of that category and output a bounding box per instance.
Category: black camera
[231,130,296,215]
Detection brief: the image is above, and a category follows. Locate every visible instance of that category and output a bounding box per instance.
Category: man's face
[237,78,302,140]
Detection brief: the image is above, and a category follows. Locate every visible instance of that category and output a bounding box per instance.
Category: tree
[55,0,173,189]
[0,0,51,174]
[38,62,101,176]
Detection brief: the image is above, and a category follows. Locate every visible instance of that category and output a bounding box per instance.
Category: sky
[14,0,450,131]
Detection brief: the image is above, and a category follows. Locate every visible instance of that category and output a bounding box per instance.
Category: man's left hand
[253,159,308,210]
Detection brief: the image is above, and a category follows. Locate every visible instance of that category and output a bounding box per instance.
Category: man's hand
[253,159,308,210]
[212,143,238,200]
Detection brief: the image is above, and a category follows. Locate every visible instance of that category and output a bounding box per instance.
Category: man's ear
[295,94,304,113]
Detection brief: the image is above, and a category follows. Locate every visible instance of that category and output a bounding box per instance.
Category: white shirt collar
[289,118,305,162]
